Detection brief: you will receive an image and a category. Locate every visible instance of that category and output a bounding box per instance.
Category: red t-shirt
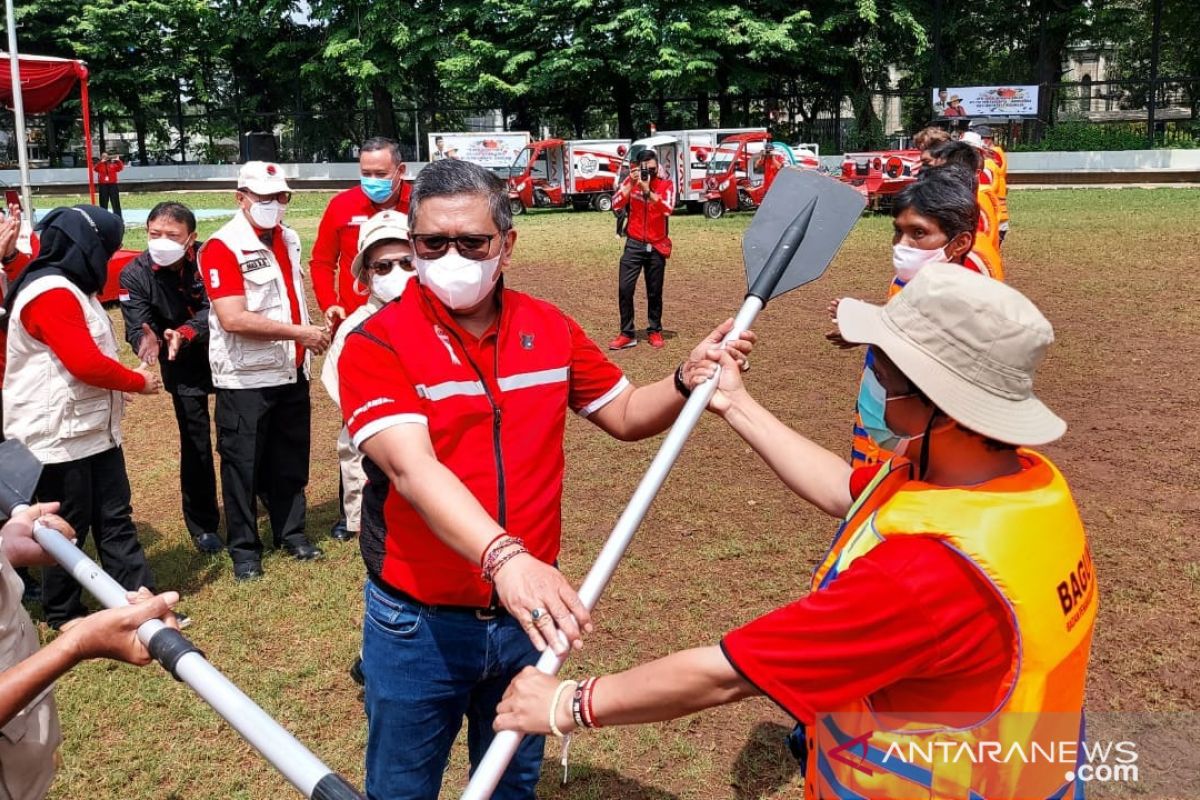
[200,229,306,367]
[720,464,1014,725]
[17,288,146,392]
[309,183,411,314]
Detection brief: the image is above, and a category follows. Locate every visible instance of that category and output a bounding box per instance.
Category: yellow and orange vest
[804,453,1098,800]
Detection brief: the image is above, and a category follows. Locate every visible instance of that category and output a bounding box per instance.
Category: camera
[639,166,653,181]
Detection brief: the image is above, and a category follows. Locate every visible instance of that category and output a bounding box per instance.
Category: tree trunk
[717,69,733,127]
[614,76,634,139]
[569,102,586,138]
[372,82,398,139]
[696,92,710,127]
[134,104,149,166]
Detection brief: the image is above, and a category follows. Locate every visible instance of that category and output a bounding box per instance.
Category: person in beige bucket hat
[492,262,1097,800]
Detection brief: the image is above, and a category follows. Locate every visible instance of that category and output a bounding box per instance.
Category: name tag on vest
[240,252,273,273]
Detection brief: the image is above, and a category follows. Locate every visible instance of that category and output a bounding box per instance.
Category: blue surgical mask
[361,176,394,204]
[857,368,922,456]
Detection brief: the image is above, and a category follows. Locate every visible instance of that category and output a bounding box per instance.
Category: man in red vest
[93,152,125,219]
[338,158,753,800]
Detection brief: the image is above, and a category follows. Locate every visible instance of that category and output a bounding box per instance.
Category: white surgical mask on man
[413,250,502,311]
[147,237,188,267]
[892,243,948,283]
[248,199,285,229]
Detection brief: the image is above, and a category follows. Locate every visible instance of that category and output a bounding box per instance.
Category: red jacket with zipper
[338,282,626,606]
[612,173,675,257]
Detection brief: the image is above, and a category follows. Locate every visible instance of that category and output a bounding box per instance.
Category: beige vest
[0,544,61,800]
[3,276,124,464]
[202,213,310,390]
[320,294,383,411]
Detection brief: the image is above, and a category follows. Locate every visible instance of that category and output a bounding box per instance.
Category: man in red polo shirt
[338,158,753,800]
[609,148,675,350]
[199,161,330,581]
[310,137,411,327]
[310,136,411,541]
[93,152,125,218]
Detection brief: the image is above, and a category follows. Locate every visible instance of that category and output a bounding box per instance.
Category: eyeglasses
[368,257,414,275]
[410,232,505,261]
[242,189,293,205]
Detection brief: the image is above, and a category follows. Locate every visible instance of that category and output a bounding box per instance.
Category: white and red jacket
[93,158,124,184]
[339,282,626,607]
[612,173,675,257]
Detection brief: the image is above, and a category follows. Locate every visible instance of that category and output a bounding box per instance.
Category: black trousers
[617,238,667,336]
[172,392,220,539]
[215,377,312,564]
[98,183,122,218]
[35,446,154,627]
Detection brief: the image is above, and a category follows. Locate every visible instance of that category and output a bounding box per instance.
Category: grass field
[27,187,1200,799]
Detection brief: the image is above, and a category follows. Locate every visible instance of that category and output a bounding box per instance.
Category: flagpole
[4,0,33,216]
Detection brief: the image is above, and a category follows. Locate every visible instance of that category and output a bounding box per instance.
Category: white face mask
[371,268,413,303]
[892,243,948,283]
[147,237,188,267]
[248,199,285,229]
[414,250,502,311]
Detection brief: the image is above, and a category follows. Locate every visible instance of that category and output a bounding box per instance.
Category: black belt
[368,575,506,621]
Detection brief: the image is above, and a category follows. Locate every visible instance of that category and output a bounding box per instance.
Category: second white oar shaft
[461,295,764,800]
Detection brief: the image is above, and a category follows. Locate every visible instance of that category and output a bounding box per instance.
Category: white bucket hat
[836,263,1066,445]
[350,210,410,283]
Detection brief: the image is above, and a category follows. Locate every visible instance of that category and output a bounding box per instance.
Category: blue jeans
[361,580,545,800]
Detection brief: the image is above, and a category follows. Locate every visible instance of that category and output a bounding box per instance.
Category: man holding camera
[609,149,674,350]
[92,153,125,219]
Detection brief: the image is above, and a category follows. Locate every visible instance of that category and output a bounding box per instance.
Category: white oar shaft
[461,296,764,800]
[29,519,360,800]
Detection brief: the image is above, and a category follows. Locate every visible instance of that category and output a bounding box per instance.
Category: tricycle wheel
[703,199,725,220]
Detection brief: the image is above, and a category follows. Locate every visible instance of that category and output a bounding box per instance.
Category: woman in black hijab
[4,204,125,313]
[3,203,163,630]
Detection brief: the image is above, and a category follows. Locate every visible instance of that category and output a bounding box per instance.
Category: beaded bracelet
[481,536,527,582]
[571,680,587,730]
[479,532,511,569]
[582,676,603,729]
[484,545,528,583]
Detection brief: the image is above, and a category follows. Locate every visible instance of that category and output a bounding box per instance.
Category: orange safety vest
[977,180,1003,251]
[986,153,1010,231]
[805,453,1098,800]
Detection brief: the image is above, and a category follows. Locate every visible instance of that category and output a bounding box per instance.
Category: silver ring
[740,358,751,373]
[530,607,546,623]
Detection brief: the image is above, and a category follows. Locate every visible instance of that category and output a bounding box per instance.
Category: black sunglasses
[410,232,506,261]
[368,257,414,275]
[242,189,293,205]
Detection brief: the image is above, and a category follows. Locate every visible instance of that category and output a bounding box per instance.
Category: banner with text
[932,86,1040,118]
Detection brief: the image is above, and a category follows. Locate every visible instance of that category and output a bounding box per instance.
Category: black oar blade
[743,167,867,302]
[0,439,43,517]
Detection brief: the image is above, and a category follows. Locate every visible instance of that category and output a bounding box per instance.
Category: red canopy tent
[0,53,96,203]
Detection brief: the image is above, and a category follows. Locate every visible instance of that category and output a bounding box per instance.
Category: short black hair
[636,149,658,164]
[435,136,444,143]
[409,159,511,234]
[927,140,983,173]
[894,166,978,240]
[147,201,196,233]
[361,136,403,166]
